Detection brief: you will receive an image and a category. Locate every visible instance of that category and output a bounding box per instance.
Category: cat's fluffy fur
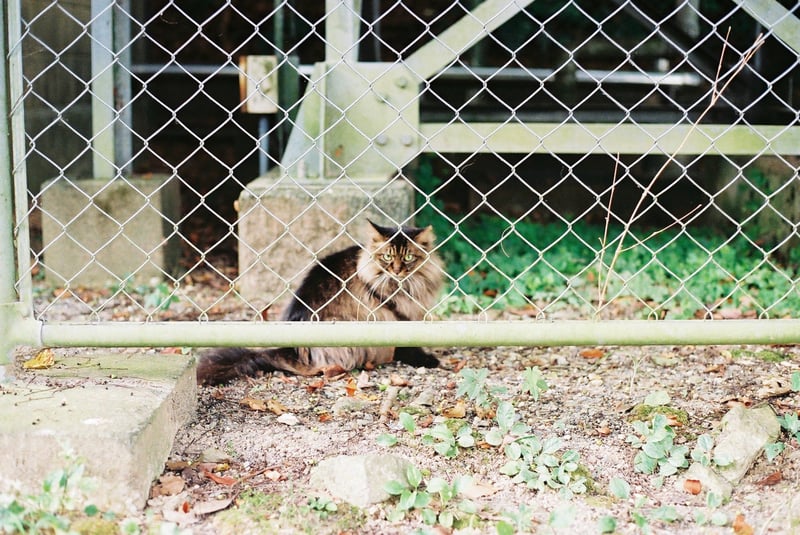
[196,221,443,384]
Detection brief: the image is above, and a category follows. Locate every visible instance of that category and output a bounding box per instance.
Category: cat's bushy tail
[196,347,298,385]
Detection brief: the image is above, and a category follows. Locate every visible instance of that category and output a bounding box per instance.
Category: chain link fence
[5,0,800,353]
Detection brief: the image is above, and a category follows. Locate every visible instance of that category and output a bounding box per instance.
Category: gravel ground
[148,342,800,534]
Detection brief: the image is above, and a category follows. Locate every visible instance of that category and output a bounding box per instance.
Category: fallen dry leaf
[506,305,539,317]
[441,400,467,418]
[318,412,332,422]
[345,377,357,397]
[452,359,467,373]
[23,348,55,370]
[266,398,288,415]
[203,470,237,486]
[417,414,434,428]
[240,396,267,411]
[389,373,409,386]
[459,479,498,499]
[165,460,191,471]
[580,348,605,359]
[306,378,326,392]
[193,496,235,516]
[196,462,229,473]
[732,513,754,535]
[151,473,185,497]
[683,479,702,495]
[160,492,197,526]
[665,414,684,427]
[475,405,495,420]
[755,470,782,486]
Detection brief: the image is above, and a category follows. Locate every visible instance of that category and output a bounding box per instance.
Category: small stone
[410,388,435,407]
[332,397,372,416]
[276,413,299,426]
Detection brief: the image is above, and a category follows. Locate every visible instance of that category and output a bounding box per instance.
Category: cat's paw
[394,347,439,368]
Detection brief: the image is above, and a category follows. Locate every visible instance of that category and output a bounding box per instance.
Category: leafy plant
[764,441,785,462]
[778,411,800,441]
[140,281,179,311]
[384,467,478,528]
[626,414,688,479]
[304,496,338,519]
[500,435,587,497]
[0,455,104,534]
[690,434,715,466]
[421,422,475,457]
[496,504,535,534]
[521,366,548,401]
[455,367,495,408]
[415,173,800,319]
[484,401,531,446]
[693,491,728,527]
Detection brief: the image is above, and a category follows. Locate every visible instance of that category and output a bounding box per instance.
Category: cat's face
[366,221,435,280]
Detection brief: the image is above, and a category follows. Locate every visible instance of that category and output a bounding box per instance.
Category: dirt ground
[147,341,800,534]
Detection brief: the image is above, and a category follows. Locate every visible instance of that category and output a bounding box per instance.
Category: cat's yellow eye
[381,252,393,262]
[403,253,416,263]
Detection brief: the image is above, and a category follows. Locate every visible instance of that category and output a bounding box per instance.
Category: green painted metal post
[0,0,18,375]
[91,0,116,179]
[0,0,40,378]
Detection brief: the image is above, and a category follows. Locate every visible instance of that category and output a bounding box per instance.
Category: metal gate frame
[4,0,800,379]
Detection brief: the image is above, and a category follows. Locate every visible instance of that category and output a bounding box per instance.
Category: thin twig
[597,155,620,311]
[618,203,703,254]
[596,31,765,310]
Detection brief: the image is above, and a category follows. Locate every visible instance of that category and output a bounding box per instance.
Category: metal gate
[3,0,800,373]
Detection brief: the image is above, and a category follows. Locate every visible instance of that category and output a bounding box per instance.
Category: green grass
[424,210,800,318]
[416,201,800,320]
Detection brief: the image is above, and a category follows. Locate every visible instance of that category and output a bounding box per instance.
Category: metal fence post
[0,0,39,378]
[0,0,18,375]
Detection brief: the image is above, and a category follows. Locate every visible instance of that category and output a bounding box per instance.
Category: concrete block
[236,174,414,308]
[0,351,196,513]
[40,176,181,287]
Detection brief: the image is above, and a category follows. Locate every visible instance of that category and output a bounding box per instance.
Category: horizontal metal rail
[34,319,800,348]
[421,123,800,155]
[130,63,700,86]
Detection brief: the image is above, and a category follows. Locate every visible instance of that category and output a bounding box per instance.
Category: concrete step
[0,350,196,513]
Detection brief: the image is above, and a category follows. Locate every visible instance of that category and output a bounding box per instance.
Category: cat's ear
[366,219,389,242]
[413,225,436,249]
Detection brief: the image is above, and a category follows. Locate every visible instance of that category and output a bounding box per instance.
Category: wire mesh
[10,0,800,336]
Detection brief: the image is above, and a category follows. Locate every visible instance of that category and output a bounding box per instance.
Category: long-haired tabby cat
[196,220,443,384]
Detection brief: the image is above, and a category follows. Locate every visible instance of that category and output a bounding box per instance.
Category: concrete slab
[0,351,196,513]
[40,175,181,287]
[236,174,414,309]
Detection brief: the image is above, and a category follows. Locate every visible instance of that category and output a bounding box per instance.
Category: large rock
[309,454,412,507]
[677,404,780,499]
